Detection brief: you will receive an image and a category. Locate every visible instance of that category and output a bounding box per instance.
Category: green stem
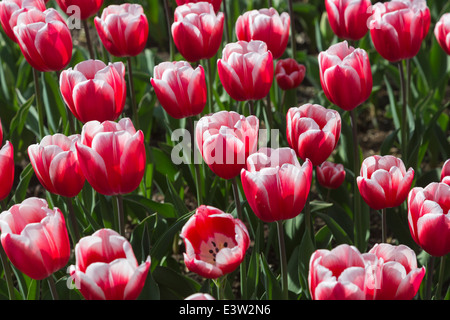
[188,117,203,205]
[381,208,387,243]
[276,220,288,300]
[116,194,125,237]
[350,109,363,251]
[65,197,80,246]
[222,0,230,44]
[426,255,435,300]
[204,58,214,115]
[82,19,95,59]
[163,0,174,61]
[398,60,408,165]
[0,245,15,300]
[32,68,45,139]
[127,57,139,129]
[232,177,247,299]
[265,93,273,130]
[47,275,58,300]
[288,0,297,59]
[436,255,446,300]
[248,100,255,115]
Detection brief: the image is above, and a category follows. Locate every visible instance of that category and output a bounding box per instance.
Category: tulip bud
[434,13,450,55]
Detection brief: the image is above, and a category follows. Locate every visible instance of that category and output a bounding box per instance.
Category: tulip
[28,134,85,198]
[94,3,148,57]
[171,2,224,63]
[275,58,306,91]
[286,104,341,167]
[75,118,146,196]
[308,244,369,300]
[364,243,425,300]
[180,205,250,279]
[68,228,151,300]
[0,197,70,280]
[55,0,103,20]
[441,159,450,185]
[368,0,430,62]
[316,161,346,190]
[434,13,450,55]
[0,141,14,201]
[240,147,313,223]
[150,61,207,119]
[235,7,290,59]
[217,40,274,102]
[357,155,414,211]
[0,0,45,42]
[318,41,372,111]
[175,0,223,13]
[407,182,450,257]
[59,59,126,123]
[185,293,215,300]
[196,111,259,180]
[12,7,73,72]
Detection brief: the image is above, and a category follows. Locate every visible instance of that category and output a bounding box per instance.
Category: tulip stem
[47,276,58,300]
[381,208,387,243]
[398,60,408,165]
[163,0,175,61]
[188,117,203,205]
[116,194,125,237]
[0,245,15,300]
[276,220,288,300]
[436,256,446,300]
[32,68,45,139]
[204,58,214,115]
[350,109,363,251]
[65,197,80,246]
[288,0,297,59]
[232,177,247,299]
[222,0,230,43]
[248,100,255,115]
[425,255,435,300]
[127,57,139,129]
[82,19,95,59]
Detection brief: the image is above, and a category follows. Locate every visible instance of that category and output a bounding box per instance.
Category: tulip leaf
[152,266,201,299]
[9,163,34,206]
[315,211,353,245]
[259,253,283,300]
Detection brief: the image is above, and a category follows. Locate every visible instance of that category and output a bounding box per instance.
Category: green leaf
[315,211,353,245]
[152,266,200,299]
[10,163,34,206]
[259,253,283,300]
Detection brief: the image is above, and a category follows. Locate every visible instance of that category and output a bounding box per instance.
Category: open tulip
[240,147,313,223]
[175,0,222,13]
[407,182,450,257]
[286,104,341,167]
[180,205,250,279]
[217,40,274,102]
[364,243,425,300]
[150,61,207,119]
[434,13,450,55]
[357,155,414,210]
[171,2,224,62]
[316,161,346,190]
[235,7,290,60]
[275,58,306,91]
[325,0,372,41]
[0,198,70,280]
[0,0,45,42]
[309,244,369,300]
[368,0,430,62]
[441,159,450,185]
[59,59,126,123]
[75,118,146,196]
[196,111,259,180]
[94,3,148,57]
[318,41,372,111]
[13,7,73,72]
[68,228,151,300]
[55,0,103,20]
[28,134,85,198]
[0,141,14,201]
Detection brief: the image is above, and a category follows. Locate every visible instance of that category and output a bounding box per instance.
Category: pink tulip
[0,198,70,280]
[185,293,215,300]
[318,41,372,111]
[286,104,341,167]
[55,0,103,20]
[316,161,346,190]
[364,243,425,300]
[150,61,207,119]
[68,228,151,300]
[368,0,430,62]
[175,0,223,13]
[434,13,450,55]
[309,244,368,300]
[235,7,290,59]
[75,118,146,196]
[59,59,126,123]
[13,7,73,72]
[196,111,259,180]
[180,205,250,279]
[441,159,450,185]
[407,182,450,257]
[0,0,45,42]
[241,147,313,222]
[0,141,14,201]
[28,134,85,198]
[217,40,274,102]
[357,155,414,210]
[275,58,306,91]
[325,0,372,41]
[171,2,224,62]
[94,3,148,57]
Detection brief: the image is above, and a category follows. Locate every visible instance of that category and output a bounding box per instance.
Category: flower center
[198,233,236,265]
